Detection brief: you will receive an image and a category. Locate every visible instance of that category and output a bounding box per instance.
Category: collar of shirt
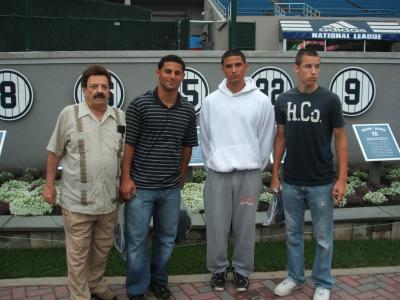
[78,101,117,123]
[153,87,183,108]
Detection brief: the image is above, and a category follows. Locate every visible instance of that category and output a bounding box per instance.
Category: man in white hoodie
[200,49,276,292]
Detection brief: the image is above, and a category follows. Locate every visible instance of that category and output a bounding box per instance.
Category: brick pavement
[1,270,400,300]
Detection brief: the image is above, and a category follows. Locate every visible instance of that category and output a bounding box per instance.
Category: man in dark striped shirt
[120,55,198,300]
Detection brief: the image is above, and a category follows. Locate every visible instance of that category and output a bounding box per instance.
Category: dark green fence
[0,16,190,51]
[0,0,190,51]
[0,0,151,20]
[237,22,256,50]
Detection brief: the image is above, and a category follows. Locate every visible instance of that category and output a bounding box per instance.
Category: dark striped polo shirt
[126,88,198,189]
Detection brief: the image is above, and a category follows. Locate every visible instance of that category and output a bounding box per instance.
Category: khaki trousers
[62,208,117,300]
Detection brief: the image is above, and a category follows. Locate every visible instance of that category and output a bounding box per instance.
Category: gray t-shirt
[275,86,345,186]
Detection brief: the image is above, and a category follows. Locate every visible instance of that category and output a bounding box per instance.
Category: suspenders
[73,105,88,205]
[112,107,123,161]
[112,107,123,201]
[72,105,122,205]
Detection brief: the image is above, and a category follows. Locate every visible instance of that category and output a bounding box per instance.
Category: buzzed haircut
[221,48,246,65]
[158,55,186,72]
[295,48,320,66]
[81,64,111,88]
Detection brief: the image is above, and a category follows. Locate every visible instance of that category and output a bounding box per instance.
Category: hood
[218,77,259,97]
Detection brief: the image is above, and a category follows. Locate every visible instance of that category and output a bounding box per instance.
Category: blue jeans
[125,187,180,296]
[282,182,334,290]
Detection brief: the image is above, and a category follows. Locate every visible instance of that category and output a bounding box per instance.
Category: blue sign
[353,124,400,161]
[0,130,6,157]
[189,126,204,166]
[280,20,400,41]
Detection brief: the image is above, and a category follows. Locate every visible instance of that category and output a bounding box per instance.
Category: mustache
[93,93,106,99]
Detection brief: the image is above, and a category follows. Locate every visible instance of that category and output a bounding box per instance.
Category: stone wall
[1,206,399,248]
[3,221,398,249]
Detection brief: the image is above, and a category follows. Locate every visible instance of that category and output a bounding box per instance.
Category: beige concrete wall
[1,51,400,169]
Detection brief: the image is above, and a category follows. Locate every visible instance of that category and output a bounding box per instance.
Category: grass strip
[0,240,399,279]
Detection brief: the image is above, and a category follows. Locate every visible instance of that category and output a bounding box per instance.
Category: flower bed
[0,169,61,216]
[180,167,400,213]
[0,167,400,216]
[342,168,400,208]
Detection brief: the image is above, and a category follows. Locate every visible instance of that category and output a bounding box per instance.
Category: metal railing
[274,2,320,17]
[209,0,229,18]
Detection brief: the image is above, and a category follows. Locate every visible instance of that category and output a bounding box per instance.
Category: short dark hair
[295,48,320,65]
[158,55,186,72]
[221,48,246,65]
[81,65,111,88]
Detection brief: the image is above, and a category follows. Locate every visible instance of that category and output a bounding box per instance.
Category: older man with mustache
[43,65,125,300]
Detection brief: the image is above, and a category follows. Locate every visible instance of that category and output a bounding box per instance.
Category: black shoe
[233,271,249,292]
[91,294,117,300]
[128,294,144,300]
[211,270,227,291]
[149,282,171,299]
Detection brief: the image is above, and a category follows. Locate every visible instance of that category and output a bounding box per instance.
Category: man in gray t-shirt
[271,48,348,300]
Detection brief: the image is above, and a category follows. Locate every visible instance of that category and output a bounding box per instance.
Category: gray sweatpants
[203,169,262,277]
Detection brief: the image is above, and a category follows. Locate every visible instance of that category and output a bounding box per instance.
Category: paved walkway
[0,267,399,300]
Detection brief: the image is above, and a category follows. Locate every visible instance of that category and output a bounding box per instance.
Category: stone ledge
[0,206,399,248]
[0,215,12,228]
[0,215,64,232]
[0,206,399,232]
[332,206,400,222]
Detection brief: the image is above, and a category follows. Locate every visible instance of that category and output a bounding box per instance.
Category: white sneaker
[274,278,301,296]
[313,287,330,300]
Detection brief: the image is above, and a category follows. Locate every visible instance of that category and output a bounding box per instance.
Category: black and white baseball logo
[0,69,34,121]
[74,70,125,108]
[329,67,376,117]
[179,67,209,114]
[251,67,293,105]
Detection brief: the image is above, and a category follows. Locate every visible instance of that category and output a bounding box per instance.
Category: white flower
[9,193,53,216]
[345,184,356,197]
[182,183,204,214]
[0,179,61,215]
[337,197,348,208]
[259,191,273,204]
[378,181,400,196]
[363,191,388,204]
[0,180,29,203]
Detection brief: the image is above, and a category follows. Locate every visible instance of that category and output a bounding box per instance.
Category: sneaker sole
[212,286,225,292]
[235,287,248,292]
[274,284,303,296]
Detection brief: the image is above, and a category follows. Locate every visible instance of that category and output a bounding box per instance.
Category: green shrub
[344,175,368,204]
[384,168,400,182]
[262,170,272,186]
[192,168,207,183]
[259,191,273,204]
[352,170,368,180]
[0,171,14,185]
[379,181,400,196]
[19,168,41,183]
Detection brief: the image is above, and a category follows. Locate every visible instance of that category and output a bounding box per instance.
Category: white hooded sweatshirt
[200,77,276,172]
